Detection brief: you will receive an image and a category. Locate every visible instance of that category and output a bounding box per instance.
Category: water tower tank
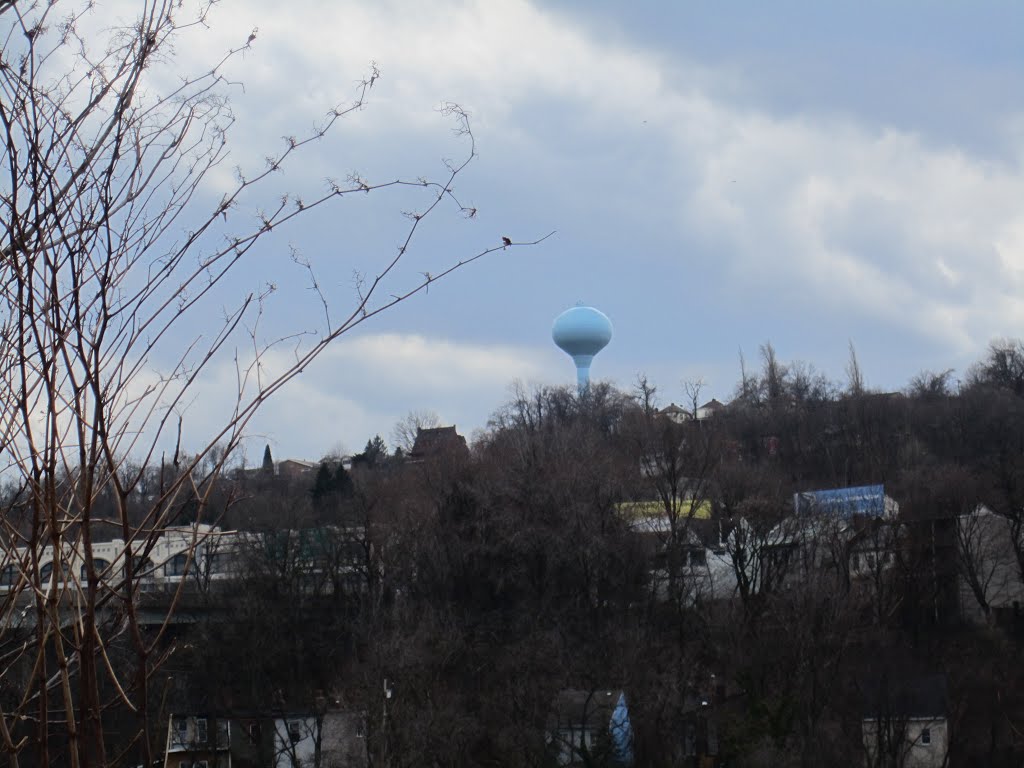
[552,304,613,393]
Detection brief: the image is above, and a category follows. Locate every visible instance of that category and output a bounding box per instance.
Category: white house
[957,505,1024,623]
[861,675,948,768]
[272,711,366,768]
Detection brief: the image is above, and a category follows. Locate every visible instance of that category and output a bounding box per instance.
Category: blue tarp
[793,485,886,518]
[609,692,634,767]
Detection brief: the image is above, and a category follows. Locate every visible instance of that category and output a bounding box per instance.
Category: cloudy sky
[151,0,1024,462]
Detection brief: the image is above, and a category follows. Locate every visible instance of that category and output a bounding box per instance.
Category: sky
[131,0,1024,462]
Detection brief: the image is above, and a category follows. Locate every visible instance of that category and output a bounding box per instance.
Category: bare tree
[760,342,787,405]
[846,340,865,397]
[683,377,705,420]
[628,376,720,608]
[966,338,1024,397]
[0,1,544,765]
[735,346,758,406]
[906,369,956,399]
[390,409,441,455]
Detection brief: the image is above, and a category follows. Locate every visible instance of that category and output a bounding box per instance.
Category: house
[710,488,904,604]
[789,495,898,575]
[695,399,726,420]
[408,425,469,462]
[623,506,738,605]
[861,675,948,768]
[956,505,1024,624]
[271,711,367,768]
[164,715,231,768]
[549,689,634,767]
[164,709,367,768]
[658,403,692,423]
[276,459,318,479]
[679,686,722,768]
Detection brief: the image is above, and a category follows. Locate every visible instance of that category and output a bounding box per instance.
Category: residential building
[658,403,691,423]
[957,505,1024,624]
[549,689,634,767]
[861,675,948,768]
[165,714,231,768]
[276,459,319,479]
[408,425,469,462]
[164,710,366,768]
[271,711,367,768]
[695,399,726,420]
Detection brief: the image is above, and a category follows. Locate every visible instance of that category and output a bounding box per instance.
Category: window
[207,552,231,574]
[40,562,54,583]
[133,556,156,576]
[172,717,188,747]
[684,723,696,756]
[196,717,208,744]
[215,719,229,748]
[0,565,19,586]
[689,550,707,567]
[921,728,931,746]
[80,559,110,581]
[287,719,303,742]
[168,553,189,577]
[41,561,71,583]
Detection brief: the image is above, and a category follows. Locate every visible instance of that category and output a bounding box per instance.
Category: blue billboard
[793,485,886,518]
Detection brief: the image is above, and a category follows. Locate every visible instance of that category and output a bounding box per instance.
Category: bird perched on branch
[502,236,512,247]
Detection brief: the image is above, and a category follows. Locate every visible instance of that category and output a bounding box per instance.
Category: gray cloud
[89,0,1024,453]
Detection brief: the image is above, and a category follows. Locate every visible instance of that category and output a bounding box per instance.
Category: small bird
[502,237,512,247]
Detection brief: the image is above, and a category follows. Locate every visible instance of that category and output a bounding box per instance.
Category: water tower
[552,303,613,394]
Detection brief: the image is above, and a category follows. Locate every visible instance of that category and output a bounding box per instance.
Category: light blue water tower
[552,303,613,394]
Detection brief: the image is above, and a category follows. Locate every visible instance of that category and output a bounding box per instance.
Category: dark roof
[861,674,948,719]
[409,426,468,461]
[699,399,726,411]
[660,403,691,415]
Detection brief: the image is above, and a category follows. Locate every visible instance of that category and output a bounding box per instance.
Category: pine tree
[367,435,387,462]
[335,463,354,497]
[311,462,334,503]
[262,444,274,474]
[360,435,388,468]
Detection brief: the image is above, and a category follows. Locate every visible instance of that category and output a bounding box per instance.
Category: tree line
[147,339,1024,767]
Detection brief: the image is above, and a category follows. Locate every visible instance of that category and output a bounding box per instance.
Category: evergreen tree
[311,462,335,503]
[365,435,387,464]
[262,444,274,474]
[353,435,388,469]
[335,463,354,497]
